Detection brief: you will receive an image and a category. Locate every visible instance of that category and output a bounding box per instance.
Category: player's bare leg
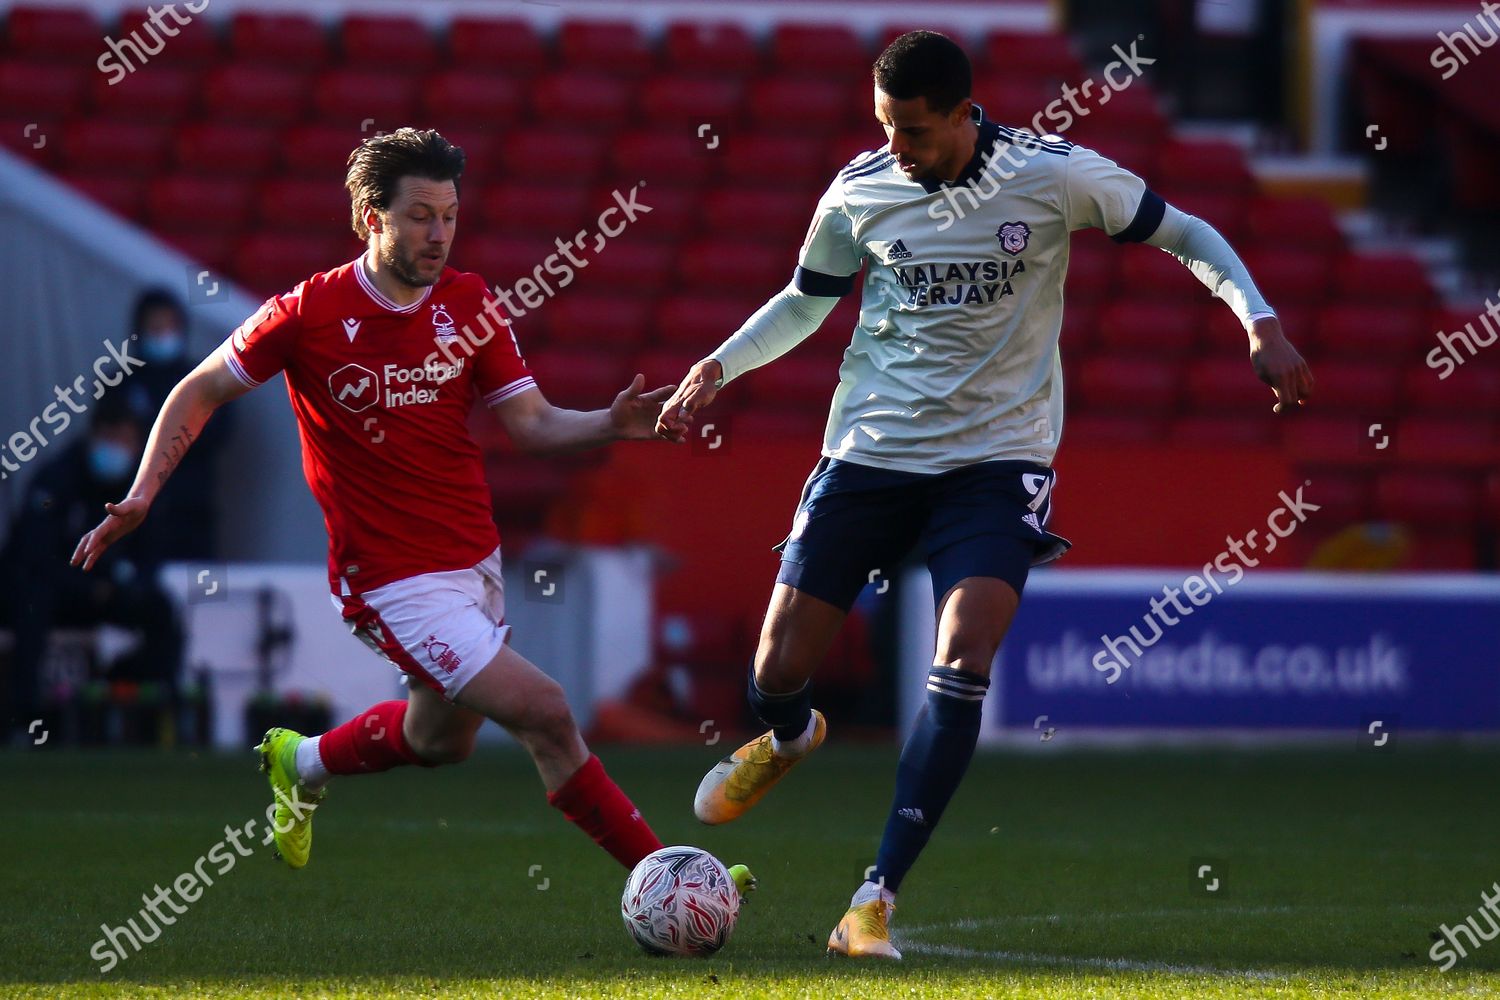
[694,584,844,824]
[830,576,1019,959]
[453,643,662,866]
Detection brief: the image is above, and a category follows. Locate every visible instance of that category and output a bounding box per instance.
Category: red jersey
[220,258,536,594]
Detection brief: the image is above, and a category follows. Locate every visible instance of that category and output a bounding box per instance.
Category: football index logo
[328,363,379,413]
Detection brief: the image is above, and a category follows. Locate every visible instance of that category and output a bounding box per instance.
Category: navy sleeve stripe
[1111,188,1166,244]
[794,265,856,297]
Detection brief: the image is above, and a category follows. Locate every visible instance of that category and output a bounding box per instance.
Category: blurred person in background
[0,393,182,743]
[123,288,226,560]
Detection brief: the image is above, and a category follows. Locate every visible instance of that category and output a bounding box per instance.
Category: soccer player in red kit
[71,129,678,874]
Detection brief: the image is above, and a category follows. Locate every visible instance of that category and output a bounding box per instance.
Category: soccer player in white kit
[658,32,1313,957]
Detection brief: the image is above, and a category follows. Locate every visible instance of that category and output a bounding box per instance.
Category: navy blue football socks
[871,664,989,893]
[747,670,813,743]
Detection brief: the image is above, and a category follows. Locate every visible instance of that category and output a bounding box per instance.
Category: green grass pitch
[3,741,1497,998]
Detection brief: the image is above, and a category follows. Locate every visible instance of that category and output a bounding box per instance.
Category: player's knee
[935,634,1001,676]
[406,729,475,766]
[520,683,578,746]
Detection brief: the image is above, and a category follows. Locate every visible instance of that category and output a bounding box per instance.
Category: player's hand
[611,373,683,442]
[656,359,721,441]
[1248,317,1313,414]
[70,496,150,572]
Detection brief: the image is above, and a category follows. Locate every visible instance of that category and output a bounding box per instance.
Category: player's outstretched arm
[70,352,250,571]
[493,375,683,455]
[1144,204,1314,412]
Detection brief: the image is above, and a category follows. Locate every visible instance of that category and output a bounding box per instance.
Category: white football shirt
[794,106,1164,474]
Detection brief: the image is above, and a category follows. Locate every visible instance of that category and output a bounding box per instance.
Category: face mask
[88,440,136,482]
[141,331,186,364]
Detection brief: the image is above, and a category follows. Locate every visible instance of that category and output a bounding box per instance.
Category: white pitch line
[904,901,1431,935]
[895,939,1285,980]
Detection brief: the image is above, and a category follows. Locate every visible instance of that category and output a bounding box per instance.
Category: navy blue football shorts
[774,457,1072,612]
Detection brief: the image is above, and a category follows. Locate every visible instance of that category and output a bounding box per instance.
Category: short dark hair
[873,31,972,114]
[130,287,186,336]
[345,128,465,240]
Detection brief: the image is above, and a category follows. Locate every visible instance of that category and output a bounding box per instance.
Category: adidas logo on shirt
[897,807,928,826]
[887,239,913,261]
[1022,512,1042,532]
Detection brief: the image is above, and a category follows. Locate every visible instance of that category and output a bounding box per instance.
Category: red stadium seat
[653,295,764,349]
[1183,356,1275,411]
[1064,238,1116,303]
[228,12,329,67]
[1401,364,1500,415]
[662,22,760,76]
[1167,415,1277,447]
[500,130,607,182]
[312,69,419,126]
[558,19,654,76]
[701,189,811,244]
[1238,248,1332,309]
[453,236,554,289]
[1400,532,1479,571]
[60,171,146,219]
[1304,360,1400,414]
[1281,415,1371,466]
[5,5,101,57]
[1333,253,1433,306]
[543,295,653,352]
[531,71,635,124]
[640,75,744,127]
[338,15,437,68]
[1314,304,1427,360]
[89,66,199,120]
[59,121,172,174]
[581,239,677,293]
[1484,471,1500,527]
[1116,243,1208,302]
[255,177,349,233]
[589,183,697,241]
[631,348,707,387]
[525,349,631,409]
[146,175,254,234]
[173,123,278,177]
[1061,413,1167,445]
[1245,196,1343,252]
[231,233,344,295]
[0,59,87,117]
[747,78,853,134]
[1059,303,1098,352]
[421,70,523,127]
[825,130,887,176]
[477,182,591,236]
[1075,355,1179,412]
[609,132,717,187]
[739,354,841,411]
[159,231,235,271]
[720,133,828,190]
[281,124,366,177]
[769,25,868,78]
[732,409,828,440]
[1095,301,1202,355]
[1152,138,1254,196]
[676,239,790,295]
[447,17,550,75]
[1392,417,1497,468]
[1375,470,1480,524]
[436,127,497,181]
[200,64,310,126]
[115,7,222,64]
[979,31,1082,81]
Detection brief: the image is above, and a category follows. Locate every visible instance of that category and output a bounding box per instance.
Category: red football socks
[547,755,663,869]
[316,700,428,774]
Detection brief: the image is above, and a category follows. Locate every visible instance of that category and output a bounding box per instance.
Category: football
[620,846,741,956]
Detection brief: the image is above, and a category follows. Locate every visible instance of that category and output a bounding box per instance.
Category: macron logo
[342,318,361,343]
